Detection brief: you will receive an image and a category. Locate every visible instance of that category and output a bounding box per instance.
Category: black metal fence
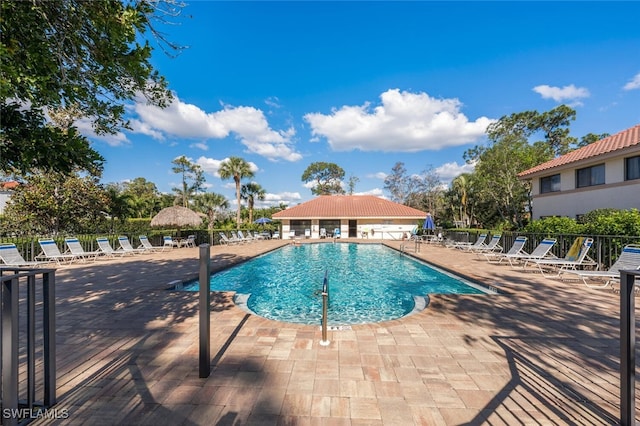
[444,230,640,270]
[1,267,57,426]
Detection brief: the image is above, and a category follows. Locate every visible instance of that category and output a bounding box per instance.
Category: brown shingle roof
[518,124,640,178]
[272,195,427,219]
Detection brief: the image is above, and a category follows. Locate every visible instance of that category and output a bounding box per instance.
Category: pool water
[181,243,489,325]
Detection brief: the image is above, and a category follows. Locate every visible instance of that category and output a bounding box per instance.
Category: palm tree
[218,157,254,228]
[241,182,266,224]
[193,192,228,244]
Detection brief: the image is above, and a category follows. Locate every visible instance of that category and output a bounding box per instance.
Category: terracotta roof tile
[272,195,427,219]
[0,181,19,190]
[518,124,640,178]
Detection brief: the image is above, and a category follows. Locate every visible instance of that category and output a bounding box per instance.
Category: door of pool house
[348,220,357,238]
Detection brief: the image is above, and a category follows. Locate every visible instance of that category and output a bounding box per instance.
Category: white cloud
[623,72,640,90]
[195,156,259,178]
[434,161,476,183]
[354,188,385,197]
[303,89,493,152]
[367,172,388,180]
[75,118,128,147]
[257,191,302,208]
[132,94,302,162]
[533,84,590,103]
[190,142,208,151]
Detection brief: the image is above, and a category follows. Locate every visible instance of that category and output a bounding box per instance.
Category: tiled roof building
[518,124,640,220]
[273,195,427,239]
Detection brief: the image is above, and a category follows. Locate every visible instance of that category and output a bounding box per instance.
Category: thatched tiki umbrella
[150,206,203,235]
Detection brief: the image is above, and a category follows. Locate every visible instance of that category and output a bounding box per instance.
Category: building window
[625,155,640,181]
[576,164,605,188]
[540,174,560,193]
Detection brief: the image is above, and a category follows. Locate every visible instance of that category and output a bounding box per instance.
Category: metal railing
[444,231,640,270]
[1,267,57,426]
[320,270,330,346]
[619,269,639,426]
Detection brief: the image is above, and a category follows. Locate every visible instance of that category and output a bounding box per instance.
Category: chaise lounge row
[0,235,196,267]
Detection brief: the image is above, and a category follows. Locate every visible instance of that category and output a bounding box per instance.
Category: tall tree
[241,182,266,224]
[218,157,254,228]
[122,177,161,218]
[384,162,410,203]
[193,192,228,243]
[2,172,109,234]
[104,184,134,233]
[577,132,610,148]
[171,156,204,207]
[1,0,185,175]
[347,175,359,195]
[301,162,345,195]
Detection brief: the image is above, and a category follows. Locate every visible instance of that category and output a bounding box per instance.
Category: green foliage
[523,209,640,236]
[1,0,182,175]
[219,156,254,228]
[302,162,345,195]
[523,216,585,235]
[2,173,110,234]
[581,209,640,236]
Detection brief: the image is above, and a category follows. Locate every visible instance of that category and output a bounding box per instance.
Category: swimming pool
[181,243,491,325]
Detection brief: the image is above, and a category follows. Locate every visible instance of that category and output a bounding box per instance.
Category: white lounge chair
[118,236,147,254]
[483,236,528,263]
[320,228,327,239]
[162,236,181,250]
[219,232,240,245]
[506,238,557,267]
[138,235,163,252]
[36,238,79,265]
[560,244,640,288]
[183,235,196,248]
[236,231,253,243]
[96,237,128,257]
[471,234,502,254]
[0,243,49,267]
[528,237,596,276]
[65,237,103,261]
[450,233,487,250]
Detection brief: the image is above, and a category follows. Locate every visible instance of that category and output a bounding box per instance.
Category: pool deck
[22,238,638,425]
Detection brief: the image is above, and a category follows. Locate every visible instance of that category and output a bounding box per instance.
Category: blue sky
[84,1,640,209]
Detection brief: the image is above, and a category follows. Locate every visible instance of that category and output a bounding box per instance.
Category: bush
[524,209,640,236]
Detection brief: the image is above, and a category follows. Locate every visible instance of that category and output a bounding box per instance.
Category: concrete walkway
[17,238,637,425]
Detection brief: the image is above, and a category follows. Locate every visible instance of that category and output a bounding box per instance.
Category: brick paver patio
[14,238,638,425]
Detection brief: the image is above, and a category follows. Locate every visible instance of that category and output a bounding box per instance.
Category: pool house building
[272,195,427,239]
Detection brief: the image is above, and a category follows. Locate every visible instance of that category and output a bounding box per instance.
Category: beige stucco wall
[278,219,422,240]
[529,153,640,219]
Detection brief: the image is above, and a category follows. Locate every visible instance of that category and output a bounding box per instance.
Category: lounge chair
[450,233,487,250]
[505,238,557,267]
[65,237,103,261]
[560,244,640,288]
[183,235,196,248]
[36,238,80,265]
[162,236,181,250]
[220,232,243,245]
[272,231,280,239]
[0,243,49,267]
[528,237,596,276]
[138,235,163,252]
[483,236,528,263]
[236,231,253,243]
[471,234,502,254]
[118,236,147,254]
[333,228,341,239]
[320,228,327,239]
[96,237,128,257]
[305,228,311,239]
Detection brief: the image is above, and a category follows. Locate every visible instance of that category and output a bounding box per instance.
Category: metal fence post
[199,244,211,378]
[2,277,19,426]
[620,270,638,426]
